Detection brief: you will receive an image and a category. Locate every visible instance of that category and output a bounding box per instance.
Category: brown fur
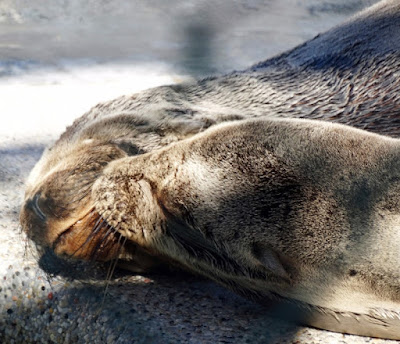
[93,118,400,339]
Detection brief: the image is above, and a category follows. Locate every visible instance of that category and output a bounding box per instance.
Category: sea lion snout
[20,142,168,267]
[20,142,129,259]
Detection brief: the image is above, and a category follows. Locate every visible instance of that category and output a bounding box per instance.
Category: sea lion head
[19,112,204,274]
[20,137,166,275]
[20,139,128,262]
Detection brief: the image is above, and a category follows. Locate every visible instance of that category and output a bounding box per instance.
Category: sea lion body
[19,0,400,339]
[93,118,400,338]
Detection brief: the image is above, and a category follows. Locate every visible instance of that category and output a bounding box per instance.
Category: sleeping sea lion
[92,118,400,339]
[19,0,400,339]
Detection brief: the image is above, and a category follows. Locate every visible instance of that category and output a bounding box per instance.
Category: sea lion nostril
[26,193,47,221]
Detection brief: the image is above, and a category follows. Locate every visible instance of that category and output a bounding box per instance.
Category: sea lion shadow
[58,269,302,343]
[38,249,302,342]
[38,250,306,343]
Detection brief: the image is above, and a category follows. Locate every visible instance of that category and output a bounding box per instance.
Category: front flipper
[163,208,248,277]
[160,204,292,294]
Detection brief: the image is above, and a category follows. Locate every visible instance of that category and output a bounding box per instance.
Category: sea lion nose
[25,193,47,222]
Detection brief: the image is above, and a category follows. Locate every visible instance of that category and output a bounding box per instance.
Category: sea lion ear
[252,242,290,280]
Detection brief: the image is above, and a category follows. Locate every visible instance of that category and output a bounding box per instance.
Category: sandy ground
[2,1,398,343]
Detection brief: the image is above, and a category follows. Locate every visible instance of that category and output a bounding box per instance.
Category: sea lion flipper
[165,213,225,261]
[161,210,256,277]
[164,208,291,281]
[251,242,290,280]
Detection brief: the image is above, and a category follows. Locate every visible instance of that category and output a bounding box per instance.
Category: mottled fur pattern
[93,119,400,305]
[92,118,400,338]
[19,0,400,339]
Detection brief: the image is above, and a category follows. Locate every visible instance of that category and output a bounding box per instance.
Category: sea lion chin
[19,0,400,339]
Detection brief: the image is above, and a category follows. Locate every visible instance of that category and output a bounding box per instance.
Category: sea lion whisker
[89,224,119,262]
[91,214,115,236]
[63,189,91,202]
[63,179,92,190]
[90,214,106,235]
[18,224,40,260]
[106,235,126,282]
[69,217,109,258]
[98,236,128,313]
[22,235,38,260]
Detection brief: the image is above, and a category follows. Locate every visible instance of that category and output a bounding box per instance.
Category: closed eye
[31,193,46,221]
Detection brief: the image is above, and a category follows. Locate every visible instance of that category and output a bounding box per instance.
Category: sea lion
[19,0,400,339]
[22,117,400,339]
[90,118,400,339]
